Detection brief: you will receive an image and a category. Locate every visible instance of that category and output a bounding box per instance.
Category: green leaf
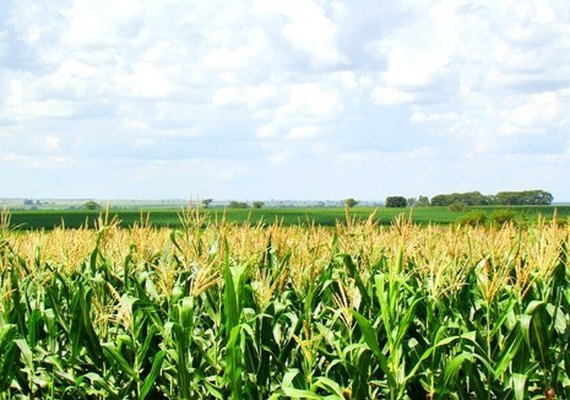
[352,349,371,399]
[525,301,551,364]
[441,352,473,390]
[171,322,191,399]
[136,325,158,366]
[203,380,225,399]
[350,310,380,357]
[0,325,19,391]
[82,372,120,399]
[350,310,390,381]
[226,325,243,400]
[512,373,527,400]
[494,325,523,377]
[102,343,138,380]
[314,376,345,398]
[341,255,371,308]
[14,339,33,371]
[26,309,43,347]
[138,350,166,400]
[282,387,323,399]
[224,242,239,334]
[179,296,194,331]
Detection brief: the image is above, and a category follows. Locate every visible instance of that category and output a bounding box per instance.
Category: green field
[6,205,570,230]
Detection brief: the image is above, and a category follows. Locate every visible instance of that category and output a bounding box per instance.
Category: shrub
[457,210,486,226]
[491,209,516,225]
[448,202,468,212]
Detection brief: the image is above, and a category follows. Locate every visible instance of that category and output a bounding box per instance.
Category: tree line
[380,190,553,208]
[430,190,553,206]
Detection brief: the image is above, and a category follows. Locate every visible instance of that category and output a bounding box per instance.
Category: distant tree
[84,200,101,210]
[430,194,448,206]
[536,190,554,205]
[252,201,265,209]
[430,190,553,206]
[23,199,34,206]
[202,198,213,208]
[407,197,417,207]
[416,195,430,207]
[228,201,249,209]
[431,191,491,206]
[344,198,358,208]
[385,196,407,208]
[495,190,553,205]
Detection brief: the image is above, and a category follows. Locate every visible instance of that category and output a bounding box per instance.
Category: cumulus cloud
[499,91,561,135]
[254,0,348,69]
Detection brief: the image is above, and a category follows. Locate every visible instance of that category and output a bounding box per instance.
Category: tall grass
[0,208,569,398]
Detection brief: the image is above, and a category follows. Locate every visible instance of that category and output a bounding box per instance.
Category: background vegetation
[4,205,570,230]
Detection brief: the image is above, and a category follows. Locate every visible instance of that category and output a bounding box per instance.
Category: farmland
[6,205,570,230]
[1,206,570,398]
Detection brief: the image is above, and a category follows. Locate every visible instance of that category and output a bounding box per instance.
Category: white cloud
[338,147,436,163]
[375,1,460,90]
[253,82,343,164]
[372,86,415,105]
[211,84,277,108]
[0,153,68,169]
[267,151,291,164]
[410,112,459,124]
[285,125,322,140]
[44,135,61,151]
[133,138,154,148]
[122,119,149,131]
[254,0,347,68]
[500,91,560,135]
[118,63,178,99]
[367,0,570,154]
[256,124,278,139]
[0,30,7,58]
[142,41,188,65]
[63,1,144,48]
[201,28,268,70]
[48,59,99,97]
[276,83,341,120]
[5,76,77,119]
[335,71,358,90]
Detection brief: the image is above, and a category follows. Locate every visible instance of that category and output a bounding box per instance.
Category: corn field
[1,208,569,399]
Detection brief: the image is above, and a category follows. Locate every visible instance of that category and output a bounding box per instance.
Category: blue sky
[1,0,569,201]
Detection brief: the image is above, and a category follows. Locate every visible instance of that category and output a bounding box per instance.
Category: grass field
[6,205,570,229]
[1,207,570,398]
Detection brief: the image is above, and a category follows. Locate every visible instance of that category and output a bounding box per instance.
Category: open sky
[1,0,569,201]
